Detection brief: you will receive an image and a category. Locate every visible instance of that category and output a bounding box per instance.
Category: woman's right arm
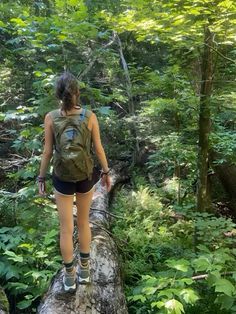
[91,113,111,191]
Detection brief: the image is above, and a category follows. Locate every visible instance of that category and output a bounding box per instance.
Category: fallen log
[38,171,128,314]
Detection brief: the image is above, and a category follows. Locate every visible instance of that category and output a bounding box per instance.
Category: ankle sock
[64,260,74,272]
[80,252,90,267]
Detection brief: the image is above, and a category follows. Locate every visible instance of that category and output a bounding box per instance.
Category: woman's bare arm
[91,113,109,173]
[39,113,54,177]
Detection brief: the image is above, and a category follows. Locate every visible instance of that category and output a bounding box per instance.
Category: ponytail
[56,72,79,111]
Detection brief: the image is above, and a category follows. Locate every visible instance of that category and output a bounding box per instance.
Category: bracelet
[37,176,46,182]
[101,169,111,176]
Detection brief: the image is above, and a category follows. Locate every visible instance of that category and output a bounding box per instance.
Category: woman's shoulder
[85,110,97,130]
[47,109,60,119]
[44,109,60,126]
[84,109,97,123]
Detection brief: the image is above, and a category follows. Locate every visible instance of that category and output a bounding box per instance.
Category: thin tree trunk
[197,27,214,212]
[115,32,140,164]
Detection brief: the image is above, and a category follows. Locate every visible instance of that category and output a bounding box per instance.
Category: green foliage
[0,286,9,313]
[112,175,236,313]
[0,134,59,312]
[0,189,60,311]
[0,225,61,310]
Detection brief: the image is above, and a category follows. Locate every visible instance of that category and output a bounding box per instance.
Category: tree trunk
[197,26,214,212]
[210,151,236,214]
[115,32,140,165]
[37,171,128,314]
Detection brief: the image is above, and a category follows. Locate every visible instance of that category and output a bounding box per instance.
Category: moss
[0,287,9,313]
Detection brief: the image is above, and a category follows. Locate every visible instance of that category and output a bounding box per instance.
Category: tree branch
[192,271,234,281]
[204,43,236,65]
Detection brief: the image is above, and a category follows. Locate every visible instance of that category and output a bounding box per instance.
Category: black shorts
[52,168,100,195]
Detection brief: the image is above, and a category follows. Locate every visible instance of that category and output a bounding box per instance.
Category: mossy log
[38,172,128,314]
[0,286,9,314]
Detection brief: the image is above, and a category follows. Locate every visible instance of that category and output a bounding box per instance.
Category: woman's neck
[61,105,82,116]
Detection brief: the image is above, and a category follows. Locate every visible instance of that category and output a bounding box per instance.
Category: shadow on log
[38,171,128,314]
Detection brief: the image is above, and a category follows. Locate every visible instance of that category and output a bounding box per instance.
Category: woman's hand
[101,174,111,192]
[38,177,46,196]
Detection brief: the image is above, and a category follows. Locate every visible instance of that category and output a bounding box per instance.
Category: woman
[38,72,111,292]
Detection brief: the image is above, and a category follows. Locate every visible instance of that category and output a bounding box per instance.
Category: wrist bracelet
[101,169,110,176]
[37,176,46,182]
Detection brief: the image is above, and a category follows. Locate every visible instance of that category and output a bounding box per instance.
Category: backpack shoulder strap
[49,109,61,121]
[79,108,92,123]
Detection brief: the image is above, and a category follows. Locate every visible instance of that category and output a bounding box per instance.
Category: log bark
[37,171,128,314]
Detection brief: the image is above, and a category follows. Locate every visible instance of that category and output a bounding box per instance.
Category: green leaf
[35,251,48,258]
[0,262,6,276]
[55,0,64,8]
[17,299,32,310]
[192,256,212,272]
[131,294,146,303]
[67,0,78,5]
[142,286,158,295]
[33,71,45,77]
[7,282,28,292]
[180,288,199,305]
[0,227,11,234]
[10,18,27,27]
[165,299,185,314]
[166,259,190,272]
[151,301,165,308]
[0,21,6,27]
[215,294,235,310]
[179,278,194,285]
[197,244,211,253]
[158,288,179,299]
[207,271,221,286]
[43,229,58,245]
[18,243,33,250]
[4,250,23,263]
[214,278,236,297]
[5,265,20,280]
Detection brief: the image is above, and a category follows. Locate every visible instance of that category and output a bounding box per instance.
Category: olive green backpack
[50,108,94,182]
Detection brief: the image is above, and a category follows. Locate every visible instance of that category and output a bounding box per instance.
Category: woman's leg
[55,192,74,263]
[75,187,94,254]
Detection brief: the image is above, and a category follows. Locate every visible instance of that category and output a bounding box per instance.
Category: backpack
[50,108,94,182]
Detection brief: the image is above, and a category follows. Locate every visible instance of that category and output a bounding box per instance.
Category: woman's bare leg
[55,191,74,263]
[76,187,94,253]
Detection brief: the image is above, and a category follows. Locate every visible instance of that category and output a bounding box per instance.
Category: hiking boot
[78,261,90,284]
[63,267,76,292]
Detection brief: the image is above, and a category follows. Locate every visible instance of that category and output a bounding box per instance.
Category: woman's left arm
[38,114,53,194]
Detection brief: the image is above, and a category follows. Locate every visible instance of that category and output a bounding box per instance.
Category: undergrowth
[111,172,236,314]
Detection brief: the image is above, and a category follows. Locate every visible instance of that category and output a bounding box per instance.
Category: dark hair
[56,72,79,111]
